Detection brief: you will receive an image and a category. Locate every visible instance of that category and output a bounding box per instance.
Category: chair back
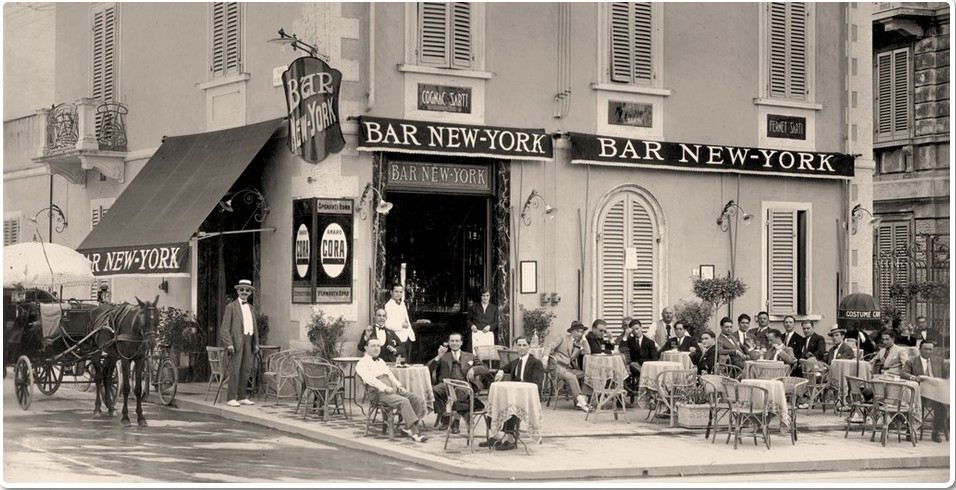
[844,375,869,405]
[657,369,698,399]
[800,359,829,384]
[700,374,735,406]
[474,345,500,362]
[751,363,791,380]
[444,378,476,414]
[300,361,344,392]
[715,362,742,380]
[774,376,808,402]
[206,346,228,377]
[870,380,916,412]
[722,381,770,415]
[497,346,519,366]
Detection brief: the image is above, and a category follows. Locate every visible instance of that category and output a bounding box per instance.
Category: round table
[582,354,628,387]
[744,360,787,379]
[830,359,872,405]
[661,351,693,370]
[332,356,364,415]
[638,361,683,392]
[741,378,791,427]
[389,364,435,409]
[487,381,543,446]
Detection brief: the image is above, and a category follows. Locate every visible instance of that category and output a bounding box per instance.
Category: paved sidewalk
[172,382,951,481]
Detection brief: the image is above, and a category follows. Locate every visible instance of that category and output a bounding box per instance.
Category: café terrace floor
[173,382,952,481]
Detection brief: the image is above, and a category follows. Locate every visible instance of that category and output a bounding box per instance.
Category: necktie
[785,333,791,346]
[925,359,933,377]
[519,358,527,382]
[666,324,672,337]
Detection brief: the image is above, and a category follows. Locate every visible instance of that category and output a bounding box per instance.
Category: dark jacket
[901,355,948,381]
[466,302,499,334]
[358,325,402,363]
[659,335,698,354]
[825,341,856,363]
[585,331,612,355]
[800,333,827,361]
[427,350,487,385]
[782,331,804,355]
[691,344,717,374]
[500,354,546,390]
[623,332,659,366]
[219,299,259,352]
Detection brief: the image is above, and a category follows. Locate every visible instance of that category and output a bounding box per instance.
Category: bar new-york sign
[282,57,346,164]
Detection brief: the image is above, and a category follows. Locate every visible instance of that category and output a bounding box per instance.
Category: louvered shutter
[892,49,909,137]
[91,5,116,103]
[875,48,910,140]
[609,3,653,84]
[212,2,241,77]
[630,198,655,328]
[419,2,450,67]
[875,222,911,317]
[91,199,112,229]
[599,198,627,338]
[450,3,472,69]
[768,209,797,314]
[876,51,893,136]
[4,217,20,246]
[768,2,808,100]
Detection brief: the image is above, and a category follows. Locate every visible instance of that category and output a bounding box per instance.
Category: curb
[173,394,951,481]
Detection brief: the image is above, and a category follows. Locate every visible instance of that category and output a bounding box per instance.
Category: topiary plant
[520,305,555,344]
[692,275,748,328]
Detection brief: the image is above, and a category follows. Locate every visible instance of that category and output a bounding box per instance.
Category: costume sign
[569,132,855,180]
[281,57,346,164]
[85,244,188,276]
[838,309,882,320]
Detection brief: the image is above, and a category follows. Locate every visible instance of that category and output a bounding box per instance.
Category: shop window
[875,47,911,143]
[597,190,659,337]
[91,3,118,103]
[762,2,813,102]
[413,2,481,70]
[3,213,21,246]
[211,2,242,78]
[91,197,114,229]
[607,2,658,86]
[873,220,912,319]
[766,207,810,316]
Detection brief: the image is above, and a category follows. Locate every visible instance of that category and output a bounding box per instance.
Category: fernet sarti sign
[281,57,346,164]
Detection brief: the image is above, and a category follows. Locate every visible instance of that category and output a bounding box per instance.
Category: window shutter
[875,222,912,318]
[768,2,808,100]
[630,198,654,327]
[419,2,450,67]
[892,49,909,136]
[4,217,20,246]
[876,51,893,136]
[609,2,653,84]
[768,209,797,314]
[599,199,627,337]
[91,5,116,103]
[875,48,910,140]
[212,2,241,77]
[450,2,472,69]
[91,199,113,229]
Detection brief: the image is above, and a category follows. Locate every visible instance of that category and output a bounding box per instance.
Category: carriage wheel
[97,361,121,407]
[76,360,93,392]
[34,362,63,396]
[14,356,33,410]
[157,357,178,405]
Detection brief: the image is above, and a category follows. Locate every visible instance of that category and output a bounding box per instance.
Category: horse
[90,295,160,426]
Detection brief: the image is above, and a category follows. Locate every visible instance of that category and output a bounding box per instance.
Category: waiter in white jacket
[384,282,416,361]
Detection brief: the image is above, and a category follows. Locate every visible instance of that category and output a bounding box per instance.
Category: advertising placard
[292,199,316,303]
[314,199,353,303]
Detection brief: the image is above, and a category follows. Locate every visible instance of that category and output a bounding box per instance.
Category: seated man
[825,327,856,363]
[659,322,698,354]
[482,336,546,451]
[426,332,490,433]
[358,307,402,363]
[623,318,660,375]
[901,340,949,443]
[715,317,748,371]
[355,338,428,443]
[690,330,717,374]
[872,330,905,376]
[764,329,797,366]
[542,321,592,412]
[585,319,613,355]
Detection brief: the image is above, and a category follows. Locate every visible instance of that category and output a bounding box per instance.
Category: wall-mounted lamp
[716,200,753,232]
[851,204,881,235]
[268,28,330,62]
[357,183,393,221]
[520,189,557,226]
[28,204,68,242]
[219,187,270,223]
[158,279,169,293]
[539,292,562,306]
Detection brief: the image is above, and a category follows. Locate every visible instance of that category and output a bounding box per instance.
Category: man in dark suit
[358,307,402,363]
[426,332,489,433]
[901,340,949,443]
[484,336,545,450]
[691,330,717,374]
[781,315,804,353]
[916,316,941,347]
[764,329,797,366]
[824,327,856,363]
[659,323,698,354]
[751,311,772,350]
[799,320,827,361]
[623,319,660,376]
[219,279,260,407]
[585,319,613,355]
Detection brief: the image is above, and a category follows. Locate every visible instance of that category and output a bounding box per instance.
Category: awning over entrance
[77,118,285,276]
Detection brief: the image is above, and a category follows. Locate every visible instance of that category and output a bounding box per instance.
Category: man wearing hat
[541,320,592,412]
[824,326,855,363]
[219,279,260,407]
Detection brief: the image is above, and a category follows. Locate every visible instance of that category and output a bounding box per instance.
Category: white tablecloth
[488,381,543,443]
[661,351,693,370]
[741,378,790,427]
[638,361,683,392]
[830,359,872,402]
[583,354,628,386]
[744,360,787,379]
[920,377,951,406]
[390,365,435,409]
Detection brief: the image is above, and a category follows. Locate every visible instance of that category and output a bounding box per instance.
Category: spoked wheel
[96,360,121,408]
[34,361,63,396]
[76,361,93,392]
[156,357,178,405]
[14,356,33,410]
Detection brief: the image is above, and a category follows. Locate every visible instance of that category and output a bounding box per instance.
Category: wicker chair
[442,378,490,452]
[749,363,792,380]
[653,369,698,427]
[775,376,809,444]
[296,361,348,421]
[870,380,918,447]
[204,346,229,404]
[700,374,736,443]
[715,358,743,380]
[799,359,834,412]
[843,375,875,439]
[358,374,402,440]
[722,380,773,450]
[586,367,629,423]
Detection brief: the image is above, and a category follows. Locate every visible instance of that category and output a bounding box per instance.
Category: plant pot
[677,402,711,429]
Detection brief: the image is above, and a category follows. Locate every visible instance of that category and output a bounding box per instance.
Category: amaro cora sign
[292,198,353,304]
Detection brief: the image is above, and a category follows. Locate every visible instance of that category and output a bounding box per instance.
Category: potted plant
[306,309,348,360]
[520,305,555,347]
[692,275,748,328]
[676,383,712,429]
[256,312,270,345]
[674,299,713,338]
[157,306,206,381]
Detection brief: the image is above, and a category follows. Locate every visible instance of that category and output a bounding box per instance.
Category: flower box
[677,402,711,429]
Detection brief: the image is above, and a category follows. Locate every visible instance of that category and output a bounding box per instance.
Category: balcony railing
[95,102,128,151]
[46,103,79,151]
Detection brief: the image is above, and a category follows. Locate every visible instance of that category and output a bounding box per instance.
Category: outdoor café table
[740,378,791,428]
[389,364,435,410]
[830,359,873,406]
[637,361,682,406]
[872,375,923,428]
[661,351,693,370]
[332,356,364,415]
[583,353,628,387]
[919,377,950,406]
[744,360,786,379]
[488,381,543,451]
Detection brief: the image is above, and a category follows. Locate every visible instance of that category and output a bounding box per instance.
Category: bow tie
[240,300,247,305]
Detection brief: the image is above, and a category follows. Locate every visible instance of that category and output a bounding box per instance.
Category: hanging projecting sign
[357,116,553,161]
[569,133,855,179]
[281,57,346,164]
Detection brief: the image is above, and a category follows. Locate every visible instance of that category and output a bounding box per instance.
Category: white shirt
[384,299,416,342]
[239,301,254,335]
[356,354,402,392]
[922,358,933,377]
[372,324,387,344]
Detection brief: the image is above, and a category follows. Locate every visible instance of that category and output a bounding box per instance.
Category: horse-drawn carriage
[4,242,172,426]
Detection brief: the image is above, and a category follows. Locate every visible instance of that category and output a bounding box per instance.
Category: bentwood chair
[722,380,772,450]
[204,347,228,404]
[870,380,918,447]
[700,374,736,443]
[586,367,629,423]
[442,378,490,453]
[843,375,875,439]
[774,376,809,444]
